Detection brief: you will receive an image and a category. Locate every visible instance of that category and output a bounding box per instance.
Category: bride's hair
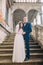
[19,21,23,30]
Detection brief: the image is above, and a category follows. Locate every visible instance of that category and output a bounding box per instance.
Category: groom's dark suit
[22,22,32,59]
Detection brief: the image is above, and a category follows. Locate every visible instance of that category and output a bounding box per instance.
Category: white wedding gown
[12,24,25,63]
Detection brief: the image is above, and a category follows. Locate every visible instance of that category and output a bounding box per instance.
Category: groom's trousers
[25,39,30,59]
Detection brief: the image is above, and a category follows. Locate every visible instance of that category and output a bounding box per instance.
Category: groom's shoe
[24,58,29,61]
[24,56,30,61]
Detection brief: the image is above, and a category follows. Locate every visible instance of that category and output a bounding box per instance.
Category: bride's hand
[22,32,26,35]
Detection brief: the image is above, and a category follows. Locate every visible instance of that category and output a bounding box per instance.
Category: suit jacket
[22,22,32,41]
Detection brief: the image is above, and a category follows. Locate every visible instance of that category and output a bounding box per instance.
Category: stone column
[35,17,38,40]
[2,0,6,20]
[36,13,41,25]
[33,18,36,25]
[8,8,13,33]
[41,6,43,24]
[40,0,43,2]
[0,0,2,10]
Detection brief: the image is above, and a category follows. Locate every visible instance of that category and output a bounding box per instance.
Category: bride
[12,21,26,63]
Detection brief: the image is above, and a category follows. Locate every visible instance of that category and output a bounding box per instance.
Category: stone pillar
[8,8,13,33]
[35,17,38,40]
[27,0,29,2]
[39,13,42,25]
[36,13,41,25]
[0,0,2,10]
[2,0,6,20]
[40,0,43,2]
[33,18,36,25]
[41,6,43,24]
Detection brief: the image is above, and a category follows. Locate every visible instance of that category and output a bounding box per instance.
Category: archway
[27,9,38,22]
[13,9,26,31]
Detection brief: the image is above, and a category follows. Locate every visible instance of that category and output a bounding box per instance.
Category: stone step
[30,48,43,50]
[0,48,43,52]
[0,47,43,54]
[3,39,34,42]
[31,51,43,53]
[0,53,43,59]
[0,48,43,54]
[0,50,43,54]
[5,40,14,42]
[30,53,43,58]
[30,48,43,53]
[0,44,39,47]
[29,45,41,48]
[0,45,13,48]
[0,49,13,52]
[5,37,33,39]
[29,42,38,45]
[6,37,33,40]
[5,39,14,41]
[0,45,40,49]
[5,40,33,42]
[0,53,12,57]
[0,58,43,64]
[10,34,15,36]
[2,42,14,45]
[0,51,43,54]
[2,42,37,45]
[6,39,34,42]
[0,51,12,54]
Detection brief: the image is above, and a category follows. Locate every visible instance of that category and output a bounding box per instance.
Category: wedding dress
[12,24,25,63]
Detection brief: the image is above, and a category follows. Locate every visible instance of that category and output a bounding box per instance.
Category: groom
[22,17,32,61]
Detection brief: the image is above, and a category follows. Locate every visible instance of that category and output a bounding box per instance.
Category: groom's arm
[28,23,32,33]
[26,23,32,34]
[22,23,32,35]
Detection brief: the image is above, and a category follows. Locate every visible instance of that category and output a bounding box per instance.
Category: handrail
[35,25,43,28]
[31,25,43,48]
[32,25,43,39]
[35,25,43,40]
[0,24,11,34]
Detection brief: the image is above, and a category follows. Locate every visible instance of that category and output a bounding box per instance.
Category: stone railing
[13,0,41,2]
[0,23,11,44]
[0,11,11,43]
[31,25,43,48]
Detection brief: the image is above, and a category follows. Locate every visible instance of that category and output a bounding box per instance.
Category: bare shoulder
[16,24,19,28]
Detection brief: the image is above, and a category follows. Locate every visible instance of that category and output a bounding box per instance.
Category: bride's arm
[21,29,26,35]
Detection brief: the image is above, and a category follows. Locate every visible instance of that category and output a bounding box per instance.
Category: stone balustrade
[31,25,43,48]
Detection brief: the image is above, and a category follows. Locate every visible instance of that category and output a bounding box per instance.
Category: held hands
[18,29,26,35]
[22,32,26,35]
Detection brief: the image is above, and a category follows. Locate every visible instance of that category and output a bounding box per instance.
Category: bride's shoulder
[16,24,19,30]
[16,24,19,28]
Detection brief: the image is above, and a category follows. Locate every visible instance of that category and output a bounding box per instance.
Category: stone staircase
[0,33,43,65]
